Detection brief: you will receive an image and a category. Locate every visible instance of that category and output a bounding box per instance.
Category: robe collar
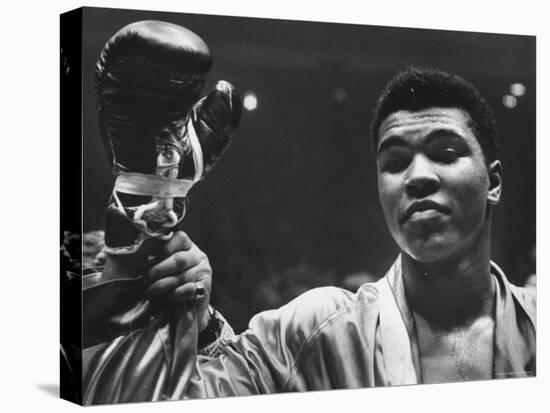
[376,255,536,385]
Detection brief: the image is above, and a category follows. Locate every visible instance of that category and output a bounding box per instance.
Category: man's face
[376,107,499,264]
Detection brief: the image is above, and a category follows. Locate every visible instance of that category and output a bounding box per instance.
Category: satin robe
[82,256,536,404]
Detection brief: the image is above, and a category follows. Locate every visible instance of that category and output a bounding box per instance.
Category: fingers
[144,238,211,302]
[145,244,208,283]
[144,231,194,268]
[161,230,194,253]
[172,282,206,302]
[146,279,207,304]
[141,230,212,317]
[145,265,210,298]
[145,276,179,297]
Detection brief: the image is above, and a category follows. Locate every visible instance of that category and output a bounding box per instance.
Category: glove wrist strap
[114,172,194,198]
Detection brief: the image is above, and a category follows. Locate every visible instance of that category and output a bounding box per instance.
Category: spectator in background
[524,245,536,294]
[82,230,107,268]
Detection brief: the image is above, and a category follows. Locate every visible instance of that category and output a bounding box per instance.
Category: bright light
[331,88,349,104]
[243,91,258,111]
[510,83,526,97]
[502,94,517,109]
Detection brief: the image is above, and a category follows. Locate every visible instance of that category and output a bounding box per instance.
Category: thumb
[143,230,194,269]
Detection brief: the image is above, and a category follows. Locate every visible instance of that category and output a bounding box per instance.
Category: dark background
[81,7,536,332]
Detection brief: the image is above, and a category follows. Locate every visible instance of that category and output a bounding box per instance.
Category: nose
[405,154,440,198]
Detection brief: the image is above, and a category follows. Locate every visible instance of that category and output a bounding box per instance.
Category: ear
[487,160,502,205]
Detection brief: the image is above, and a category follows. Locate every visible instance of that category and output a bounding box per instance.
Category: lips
[401,200,450,223]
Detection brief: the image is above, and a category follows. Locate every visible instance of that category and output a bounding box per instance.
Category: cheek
[377,175,400,222]
[449,168,489,221]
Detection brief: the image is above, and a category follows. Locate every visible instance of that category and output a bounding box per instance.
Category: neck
[401,233,495,330]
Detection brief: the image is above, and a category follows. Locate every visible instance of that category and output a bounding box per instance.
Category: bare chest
[414,314,495,384]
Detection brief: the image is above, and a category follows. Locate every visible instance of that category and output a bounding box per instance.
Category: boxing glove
[95,20,241,254]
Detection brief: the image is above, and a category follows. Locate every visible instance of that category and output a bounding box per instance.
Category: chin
[400,234,460,264]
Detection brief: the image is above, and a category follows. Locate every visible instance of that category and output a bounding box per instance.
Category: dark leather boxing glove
[95,20,241,254]
[96,20,212,175]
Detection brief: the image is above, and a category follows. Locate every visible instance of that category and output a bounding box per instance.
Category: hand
[144,231,212,332]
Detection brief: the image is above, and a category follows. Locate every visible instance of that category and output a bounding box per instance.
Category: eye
[379,147,412,173]
[434,147,460,163]
[382,158,408,172]
[426,138,467,164]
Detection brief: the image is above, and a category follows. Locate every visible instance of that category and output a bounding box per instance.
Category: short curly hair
[370,67,497,165]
